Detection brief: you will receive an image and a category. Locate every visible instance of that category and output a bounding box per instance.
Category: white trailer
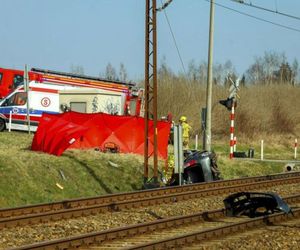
[58,88,126,115]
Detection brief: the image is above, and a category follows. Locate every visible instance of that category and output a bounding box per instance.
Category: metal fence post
[261,140,264,160]
[8,111,12,132]
[174,124,183,186]
[295,138,298,159]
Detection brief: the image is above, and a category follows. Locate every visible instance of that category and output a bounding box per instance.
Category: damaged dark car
[169,150,221,185]
[223,192,292,218]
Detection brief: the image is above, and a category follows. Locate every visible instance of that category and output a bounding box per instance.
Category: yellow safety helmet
[179,116,187,122]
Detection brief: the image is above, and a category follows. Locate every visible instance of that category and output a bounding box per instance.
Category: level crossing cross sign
[228,77,240,100]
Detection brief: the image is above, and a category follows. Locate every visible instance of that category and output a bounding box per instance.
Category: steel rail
[1,171,300,219]
[1,176,300,229]
[129,205,300,249]
[8,194,300,250]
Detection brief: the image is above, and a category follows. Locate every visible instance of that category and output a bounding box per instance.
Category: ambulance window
[0,73,2,85]
[13,75,24,89]
[3,92,27,106]
[70,102,87,113]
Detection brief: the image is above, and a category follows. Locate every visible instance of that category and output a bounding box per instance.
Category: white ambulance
[0,81,127,132]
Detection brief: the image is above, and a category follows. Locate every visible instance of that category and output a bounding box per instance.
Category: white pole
[261,140,264,160]
[233,136,237,152]
[24,64,31,134]
[195,134,198,150]
[229,105,235,159]
[8,111,12,132]
[173,125,183,186]
[295,138,298,159]
[178,125,183,186]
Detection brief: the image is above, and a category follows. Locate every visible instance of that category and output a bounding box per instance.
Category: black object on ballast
[223,192,292,218]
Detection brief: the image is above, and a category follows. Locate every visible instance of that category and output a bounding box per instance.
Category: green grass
[0,131,148,207]
[217,158,284,179]
[192,138,297,180]
[0,131,297,208]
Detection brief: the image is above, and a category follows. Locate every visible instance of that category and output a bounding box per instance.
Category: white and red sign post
[229,105,235,159]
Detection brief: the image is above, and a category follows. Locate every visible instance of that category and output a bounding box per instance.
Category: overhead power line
[204,0,300,33]
[159,0,187,76]
[230,0,300,21]
[157,0,188,76]
[157,0,173,12]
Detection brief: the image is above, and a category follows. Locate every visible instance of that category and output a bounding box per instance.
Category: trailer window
[13,75,24,89]
[70,102,87,113]
[1,92,27,106]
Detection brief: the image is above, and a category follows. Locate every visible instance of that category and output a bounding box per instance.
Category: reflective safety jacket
[182,122,192,138]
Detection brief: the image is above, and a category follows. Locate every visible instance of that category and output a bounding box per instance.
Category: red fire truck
[0,67,144,116]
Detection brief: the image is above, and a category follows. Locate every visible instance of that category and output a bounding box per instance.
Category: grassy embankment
[0,132,146,207]
[0,129,297,208]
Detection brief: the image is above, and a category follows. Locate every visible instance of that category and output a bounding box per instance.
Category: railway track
[128,208,300,250]
[2,172,300,220]
[1,173,300,229]
[9,194,300,250]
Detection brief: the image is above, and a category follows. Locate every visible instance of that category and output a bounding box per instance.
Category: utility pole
[144,0,159,186]
[204,0,215,152]
[24,64,31,134]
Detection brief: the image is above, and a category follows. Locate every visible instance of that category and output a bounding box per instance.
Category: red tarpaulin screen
[31,112,171,158]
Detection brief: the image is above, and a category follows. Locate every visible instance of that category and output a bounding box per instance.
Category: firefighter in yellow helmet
[179,116,192,149]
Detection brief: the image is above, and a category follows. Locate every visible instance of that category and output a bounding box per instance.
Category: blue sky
[0,0,299,80]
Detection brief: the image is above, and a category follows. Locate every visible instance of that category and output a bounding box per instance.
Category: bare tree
[187,60,199,82]
[263,51,283,84]
[213,63,223,85]
[105,63,118,81]
[274,62,293,84]
[158,56,170,76]
[246,51,287,85]
[70,64,84,75]
[292,59,299,85]
[246,57,264,84]
[213,60,235,86]
[119,63,128,82]
[199,61,207,85]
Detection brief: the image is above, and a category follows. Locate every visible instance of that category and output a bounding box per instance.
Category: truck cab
[0,68,24,99]
[0,68,40,99]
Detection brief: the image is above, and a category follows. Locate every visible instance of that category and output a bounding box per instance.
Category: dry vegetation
[157,77,300,143]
